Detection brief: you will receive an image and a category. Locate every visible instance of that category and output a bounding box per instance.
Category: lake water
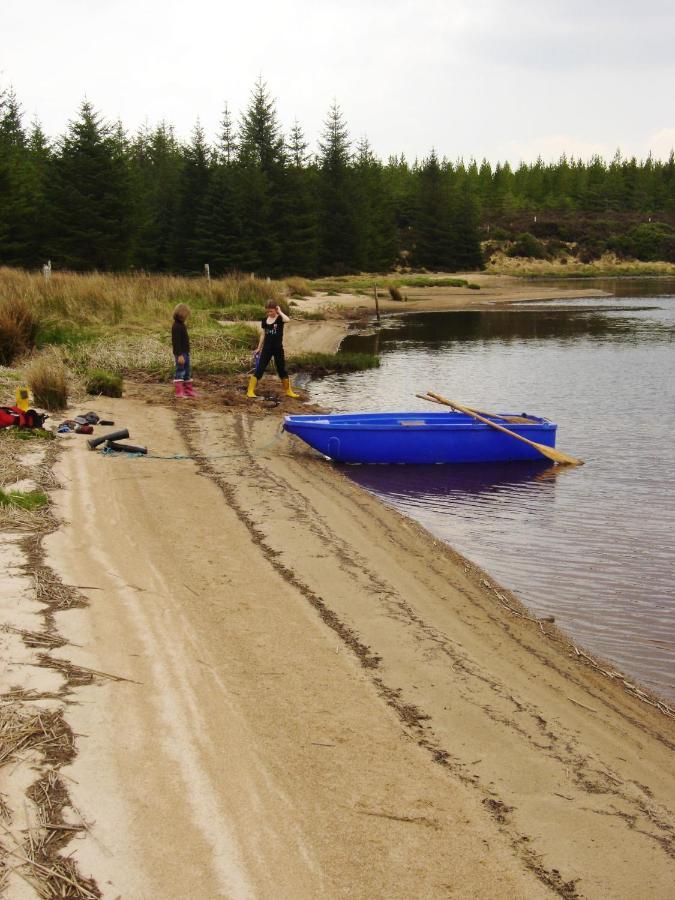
[307,279,675,701]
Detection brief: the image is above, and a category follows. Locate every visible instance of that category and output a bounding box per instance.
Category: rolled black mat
[87,428,129,450]
[105,440,148,455]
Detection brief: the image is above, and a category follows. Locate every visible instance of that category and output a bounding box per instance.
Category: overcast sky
[3,0,674,163]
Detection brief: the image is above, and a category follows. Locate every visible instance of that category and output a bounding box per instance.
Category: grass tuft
[85,369,123,398]
[25,352,69,410]
[0,487,49,510]
[290,352,380,374]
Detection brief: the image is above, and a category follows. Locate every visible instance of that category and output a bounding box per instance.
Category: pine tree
[353,137,397,271]
[173,120,211,272]
[235,79,284,274]
[23,119,52,265]
[413,151,455,269]
[216,103,237,164]
[280,121,319,275]
[0,87,33,266]
[48,99,133,270]
[447,180,484,270]
[317,101,357,273]
[130,122,182,271]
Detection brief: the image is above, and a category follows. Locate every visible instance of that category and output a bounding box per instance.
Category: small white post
[204,263,210,281]
[42,260,52,282]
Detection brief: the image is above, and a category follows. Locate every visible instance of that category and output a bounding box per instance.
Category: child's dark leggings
[255,346,288,379]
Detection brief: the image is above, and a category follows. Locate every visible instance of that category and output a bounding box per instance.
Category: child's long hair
[173,303,190,322]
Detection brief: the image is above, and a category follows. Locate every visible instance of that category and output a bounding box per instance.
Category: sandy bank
[296,273,609,319]
[31,390,673,899]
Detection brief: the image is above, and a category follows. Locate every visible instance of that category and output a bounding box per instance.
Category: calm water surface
[307,279,675,700]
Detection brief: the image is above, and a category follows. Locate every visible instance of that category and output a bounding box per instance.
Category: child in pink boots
[171,303,197,399]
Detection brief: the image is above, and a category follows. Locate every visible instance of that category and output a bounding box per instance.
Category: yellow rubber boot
[282,377,299,399]
[247,375,258,398]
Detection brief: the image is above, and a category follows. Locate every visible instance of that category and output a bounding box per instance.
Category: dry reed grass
[487,251,675,277]
[0,296,39,365]
[284,276,313,297]
[0,267,286,329]
[0,707,99,899]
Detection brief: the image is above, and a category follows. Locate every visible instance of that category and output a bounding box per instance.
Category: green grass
[0,428,54,442]
[519,265,675,279]
[36,321,99,348]
[290,352,380,374]
[0,488,49,510]
[312,274,474,293]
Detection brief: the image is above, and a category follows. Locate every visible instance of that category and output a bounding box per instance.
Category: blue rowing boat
[283,411,557,464]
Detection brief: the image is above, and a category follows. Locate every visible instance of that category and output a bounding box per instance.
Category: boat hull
[283,412,557,464]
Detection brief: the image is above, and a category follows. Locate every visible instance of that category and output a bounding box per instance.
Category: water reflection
[343,305,675,354]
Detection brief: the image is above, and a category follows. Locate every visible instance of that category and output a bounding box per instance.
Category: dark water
[307,279,675,701]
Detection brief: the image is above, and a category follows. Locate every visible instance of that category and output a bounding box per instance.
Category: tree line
[1,80,674,276]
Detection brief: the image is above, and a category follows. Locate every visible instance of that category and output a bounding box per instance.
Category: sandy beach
[2,279,674,899]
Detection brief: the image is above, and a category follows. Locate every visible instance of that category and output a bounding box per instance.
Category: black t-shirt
[261,315,284,348]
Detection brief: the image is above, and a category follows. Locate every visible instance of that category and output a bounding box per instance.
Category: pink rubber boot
[174,380,186,399]
[184,381,197,399]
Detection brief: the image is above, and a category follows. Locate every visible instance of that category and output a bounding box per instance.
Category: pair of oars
[417,391,584,466]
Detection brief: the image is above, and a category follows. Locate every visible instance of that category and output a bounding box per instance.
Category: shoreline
[1,275,674,897]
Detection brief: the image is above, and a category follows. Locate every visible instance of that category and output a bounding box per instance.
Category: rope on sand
[100,422,286,462]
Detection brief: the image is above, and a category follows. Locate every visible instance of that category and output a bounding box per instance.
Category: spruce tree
[317,101,357,273]
[48,100,132,270]
[130,122,182,271]
[413,151,455,269]
[279,121,319,275]
[353,137,398,271]
[235,79,284,274]
[173,120,212,272]
[0,88,33,266]
[194,110,240,275]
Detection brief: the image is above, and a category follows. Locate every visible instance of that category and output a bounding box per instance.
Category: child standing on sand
[172,303,196,399]
[247,300,299,399]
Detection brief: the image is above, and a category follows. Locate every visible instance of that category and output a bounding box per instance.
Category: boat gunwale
[284,412,556,432]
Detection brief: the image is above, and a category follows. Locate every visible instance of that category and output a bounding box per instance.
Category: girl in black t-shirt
[171,303,196,399]
[247,300,299,398]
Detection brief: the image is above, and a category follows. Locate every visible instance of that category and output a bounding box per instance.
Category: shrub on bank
[507,233,548,259]
[608,223,675,263]
[86,369,124,398]
[0,297,39,365]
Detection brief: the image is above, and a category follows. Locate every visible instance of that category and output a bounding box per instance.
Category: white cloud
[1,0,674,163]
[645,128,675,160]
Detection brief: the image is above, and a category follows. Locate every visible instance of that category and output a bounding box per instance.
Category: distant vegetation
[4,79,673,281]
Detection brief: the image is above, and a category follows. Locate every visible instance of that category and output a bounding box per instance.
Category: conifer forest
[1,80,674,276]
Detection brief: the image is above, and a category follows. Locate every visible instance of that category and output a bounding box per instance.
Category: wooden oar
[426,391,584,466]
[415,394,532,424]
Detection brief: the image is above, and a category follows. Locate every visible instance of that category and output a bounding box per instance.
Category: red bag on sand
[0,406,47,429]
